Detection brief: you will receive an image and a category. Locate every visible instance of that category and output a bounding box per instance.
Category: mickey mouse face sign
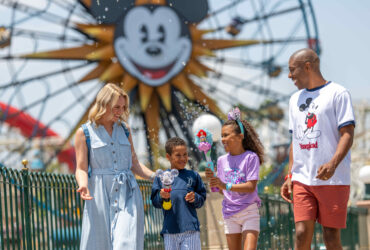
[114,5,191,86]
[84,0,208,87]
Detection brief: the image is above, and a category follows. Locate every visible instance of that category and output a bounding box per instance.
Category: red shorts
[292,181,350,228]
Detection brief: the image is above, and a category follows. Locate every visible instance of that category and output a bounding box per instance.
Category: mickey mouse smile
[132,60,176,80]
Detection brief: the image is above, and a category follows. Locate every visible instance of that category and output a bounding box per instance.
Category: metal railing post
[264,194,272,249]
[0,164,4,250]
[21,160,32,250]
[288,203,294,248]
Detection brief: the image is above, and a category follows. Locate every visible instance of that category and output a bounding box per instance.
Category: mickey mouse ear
[306,98,313,105]
[80,0,135,24]
[156,169,164,176]
[171,169,179,177]
[299,104,306,112]
[228,107,241,121]
[167,0,208,23]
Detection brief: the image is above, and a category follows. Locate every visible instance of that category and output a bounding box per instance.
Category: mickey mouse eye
[140,25,148,43]
[158,25,165,43]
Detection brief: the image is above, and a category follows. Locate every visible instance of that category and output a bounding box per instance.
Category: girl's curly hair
[223,119,265,164]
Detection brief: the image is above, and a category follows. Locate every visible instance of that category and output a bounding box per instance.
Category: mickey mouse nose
[146,46,162,56]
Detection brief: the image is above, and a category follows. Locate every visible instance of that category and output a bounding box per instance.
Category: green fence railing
[0,163,367,249]
[0,163,164,250]
[258,194,295,249]
[257,194,368,249]
[0,163,83,250]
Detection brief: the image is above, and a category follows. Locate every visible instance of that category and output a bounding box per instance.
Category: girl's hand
[77,186,93,200]
[185,191,195,203]
[209,177,226,190]
[205,168,214,178]
[160,189,171,199]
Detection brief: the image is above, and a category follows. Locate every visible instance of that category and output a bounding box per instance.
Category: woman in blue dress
[75,83,155,250]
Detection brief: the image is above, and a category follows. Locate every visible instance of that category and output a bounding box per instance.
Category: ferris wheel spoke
[193,77,284,122]
[200,56,286,71]
[38,81,98,139]
[250,0,277,63]
[207,71,290,101]
[213,5,304,32]
[191,79,264,119]
[0,1,89,29]
[259,37,308,45]
[53,0,86,15]
[56,0,99,25]
[7,28,87,43]
[0,0,52,25]
[62,94,97,149]
[245,4,304,26]
[268,18,304,62]
[1,1,63,26]
[196,37,310,52]
[250,0,273,40]
[0,62,92,90]
[207,0,245,17]
[2,80,96,121]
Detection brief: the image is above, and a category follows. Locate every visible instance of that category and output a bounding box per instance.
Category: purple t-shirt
[217,150,261,219]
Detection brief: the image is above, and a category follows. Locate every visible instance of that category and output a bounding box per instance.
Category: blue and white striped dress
[79,122,144,250]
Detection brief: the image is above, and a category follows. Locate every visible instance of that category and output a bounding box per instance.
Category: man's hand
[280,179,292,203]
[185,191,195,203]
[316,161,336,181]
[77,186,93,200]
[160,189,171,199]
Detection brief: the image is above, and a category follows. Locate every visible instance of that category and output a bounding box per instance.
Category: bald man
[281,48,355,250]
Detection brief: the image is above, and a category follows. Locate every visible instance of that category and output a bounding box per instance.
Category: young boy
[151,137,207,250]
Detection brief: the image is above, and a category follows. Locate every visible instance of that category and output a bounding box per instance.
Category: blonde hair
[88,83,130,125]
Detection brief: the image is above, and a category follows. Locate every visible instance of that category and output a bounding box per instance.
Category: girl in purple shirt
[206,115,264,250]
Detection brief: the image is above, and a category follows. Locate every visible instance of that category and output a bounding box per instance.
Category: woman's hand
[209,177,226,190]
[160,189,171,199]
[77,186,93,200]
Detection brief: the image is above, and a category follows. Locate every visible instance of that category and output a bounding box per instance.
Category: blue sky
[313,0,370,102]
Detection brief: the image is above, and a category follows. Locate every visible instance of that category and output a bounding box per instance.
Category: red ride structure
[0,102,75,172]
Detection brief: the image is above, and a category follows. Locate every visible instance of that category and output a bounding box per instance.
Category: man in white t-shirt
[280,48,355,250]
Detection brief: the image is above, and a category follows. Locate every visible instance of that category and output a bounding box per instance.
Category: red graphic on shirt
[299,141,318,150]
[306,113,317,129]
[297,97,321,142]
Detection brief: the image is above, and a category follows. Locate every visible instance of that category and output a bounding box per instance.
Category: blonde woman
[75,83,155,250]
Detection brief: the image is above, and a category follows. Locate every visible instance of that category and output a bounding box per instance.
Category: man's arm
[280,142,293,203]
[316,124,354,180]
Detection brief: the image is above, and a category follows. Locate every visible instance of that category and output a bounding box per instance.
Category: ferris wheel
[0,0,320,170]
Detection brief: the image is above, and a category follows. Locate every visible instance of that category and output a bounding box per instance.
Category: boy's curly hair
[165,137,187,155]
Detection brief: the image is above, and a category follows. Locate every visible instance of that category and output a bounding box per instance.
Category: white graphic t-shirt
[289,81,355,186]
